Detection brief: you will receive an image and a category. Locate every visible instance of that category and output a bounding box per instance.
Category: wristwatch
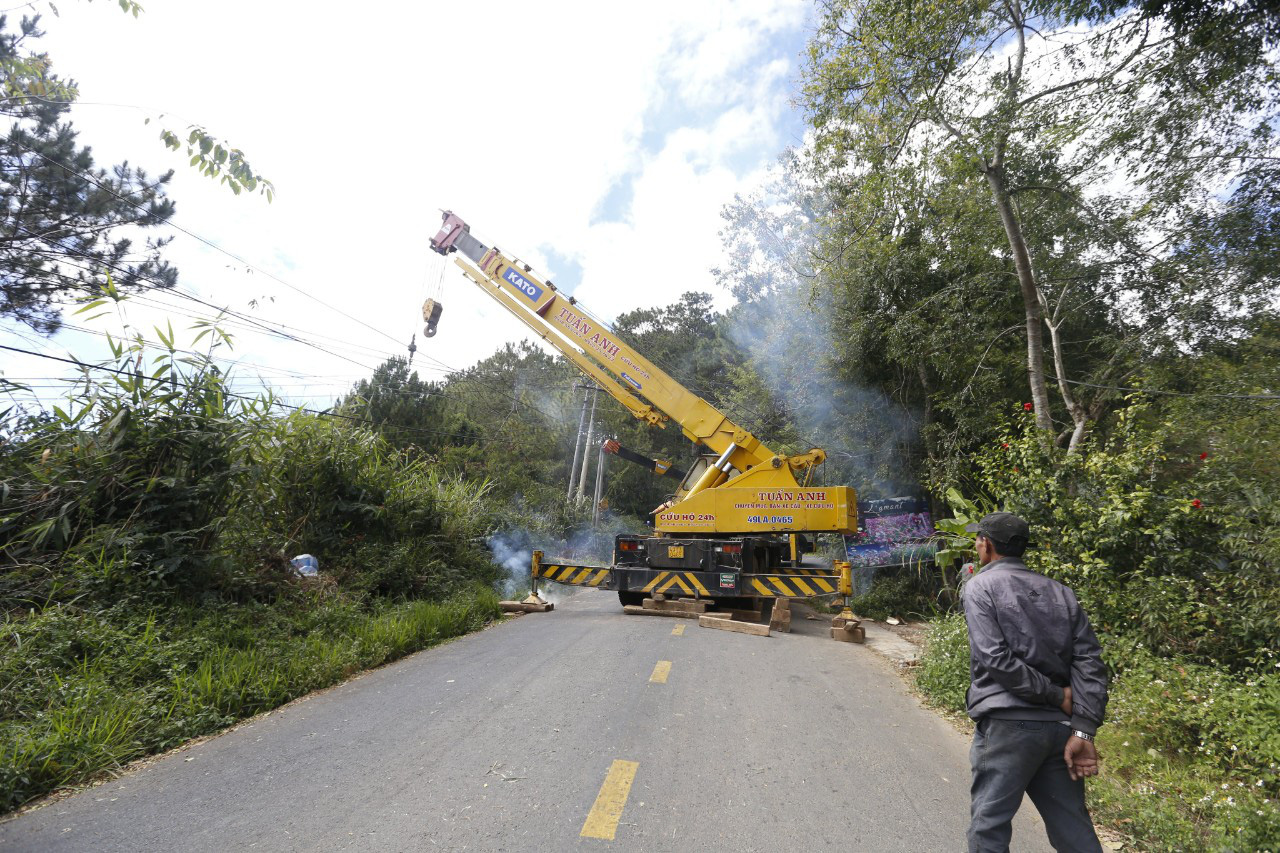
[1071,730,1095,742]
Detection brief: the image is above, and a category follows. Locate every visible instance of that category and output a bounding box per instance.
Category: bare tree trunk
[982,163,1053,435]
[1044,316,1090,451]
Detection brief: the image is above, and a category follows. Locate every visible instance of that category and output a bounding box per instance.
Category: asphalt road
[1,589,1054,852]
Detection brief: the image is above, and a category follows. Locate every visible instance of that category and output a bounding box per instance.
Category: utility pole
[576,385,599,501]
[567,384,590,501]
[592,437,608,525]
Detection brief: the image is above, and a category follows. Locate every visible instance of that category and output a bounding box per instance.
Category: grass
[0,587,501,813]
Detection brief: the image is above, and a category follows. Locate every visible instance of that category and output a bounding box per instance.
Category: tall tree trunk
[982,163,1053,435]
[1043,314,1091,451]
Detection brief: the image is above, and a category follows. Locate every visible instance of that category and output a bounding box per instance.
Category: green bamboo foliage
[0,298,504,812]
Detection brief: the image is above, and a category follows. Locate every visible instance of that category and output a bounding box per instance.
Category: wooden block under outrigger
[500,600,553,613]
[642,598,708,614]
[830,624,865,643]
[698,614,770,637]
[623,605,702,619]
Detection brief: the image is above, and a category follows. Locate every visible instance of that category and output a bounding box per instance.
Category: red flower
[1023,402,1033,411]
[1001,442,1010,449]
[1191,499,1202,509]
[1199,452,1208,460]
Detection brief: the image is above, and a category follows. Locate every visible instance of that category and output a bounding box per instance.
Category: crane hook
[422,298,443,338]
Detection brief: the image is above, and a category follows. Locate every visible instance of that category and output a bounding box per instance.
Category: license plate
[668,545,684,559]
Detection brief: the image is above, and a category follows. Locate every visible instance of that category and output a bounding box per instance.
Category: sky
[1,0,815,409]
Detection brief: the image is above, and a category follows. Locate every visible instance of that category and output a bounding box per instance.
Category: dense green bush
[848,570,938,621]
[222,413,501,601]
[0,323,500,609]
[916,398,1280,849]
[913,612,969,712]
[974,404,1280,671]
[0,316,508,813]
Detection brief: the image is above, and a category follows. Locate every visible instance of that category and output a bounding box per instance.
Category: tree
[435,342,578,508]
[601,293,750,515]
[717,161,1023,486]
[337,356,448,453]
[0,3,277,334]
[802,0,1280,449]
[0,14,180,333]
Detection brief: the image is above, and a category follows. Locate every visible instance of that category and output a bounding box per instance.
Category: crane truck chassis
[428,211,859,615]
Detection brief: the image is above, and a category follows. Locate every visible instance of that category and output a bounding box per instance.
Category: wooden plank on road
[698,615,770,637]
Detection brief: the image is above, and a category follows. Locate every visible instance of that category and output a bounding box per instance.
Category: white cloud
[4,0,811,408]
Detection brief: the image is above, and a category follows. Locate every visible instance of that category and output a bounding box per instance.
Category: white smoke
[722,287,922,497]
[486,511,645,602]
[716,161,923,498]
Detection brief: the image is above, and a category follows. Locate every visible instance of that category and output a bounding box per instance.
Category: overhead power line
[0,343,500,444]
[15,224,383,373]
[11,142,767,440]
[17,142,409,350]
[1052,376,1280,401]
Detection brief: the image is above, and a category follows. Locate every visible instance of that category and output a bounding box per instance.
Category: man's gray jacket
[962,557,1109,735]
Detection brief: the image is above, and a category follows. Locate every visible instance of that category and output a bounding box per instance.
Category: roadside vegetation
[0,314,502,812]
[914,388,1280,849]
[755,2,1280,848]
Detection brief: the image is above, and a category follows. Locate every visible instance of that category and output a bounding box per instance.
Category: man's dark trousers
[969,718,1102,852]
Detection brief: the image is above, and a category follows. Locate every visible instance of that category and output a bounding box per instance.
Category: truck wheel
[618,591,645,608]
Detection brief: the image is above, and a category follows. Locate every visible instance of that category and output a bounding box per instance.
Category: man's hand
[1064,736,1100,781]
[1060,685,1073,715]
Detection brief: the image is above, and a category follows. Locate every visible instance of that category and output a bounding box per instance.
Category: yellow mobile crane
[429,212,857,609]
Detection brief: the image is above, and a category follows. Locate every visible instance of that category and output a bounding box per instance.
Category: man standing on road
[962,512,1109,852]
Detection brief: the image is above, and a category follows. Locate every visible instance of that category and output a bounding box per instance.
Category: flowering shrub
[970,403,1279,670]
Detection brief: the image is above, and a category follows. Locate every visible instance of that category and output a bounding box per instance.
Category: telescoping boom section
[429,211,856,540]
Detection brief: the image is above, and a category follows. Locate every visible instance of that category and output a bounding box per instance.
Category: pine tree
[0,14,178,333]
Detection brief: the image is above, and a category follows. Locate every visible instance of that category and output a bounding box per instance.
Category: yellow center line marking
[580,759,639,840]
[671,624,685,636]
[649,660,672,683]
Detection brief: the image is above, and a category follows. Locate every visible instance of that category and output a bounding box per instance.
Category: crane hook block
[422,298,443,338]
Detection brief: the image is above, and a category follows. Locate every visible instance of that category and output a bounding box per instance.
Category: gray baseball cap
[965,512,1030,547]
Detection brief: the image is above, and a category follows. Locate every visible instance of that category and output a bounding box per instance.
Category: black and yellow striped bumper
[741,571,838,597]
[533,561,613,588]
[614,567,839,599]
[530,551,839,599]
[634,570,716,597]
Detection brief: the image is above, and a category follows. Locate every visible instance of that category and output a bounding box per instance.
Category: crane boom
[430,211,855,538]
[431,212,772,464]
